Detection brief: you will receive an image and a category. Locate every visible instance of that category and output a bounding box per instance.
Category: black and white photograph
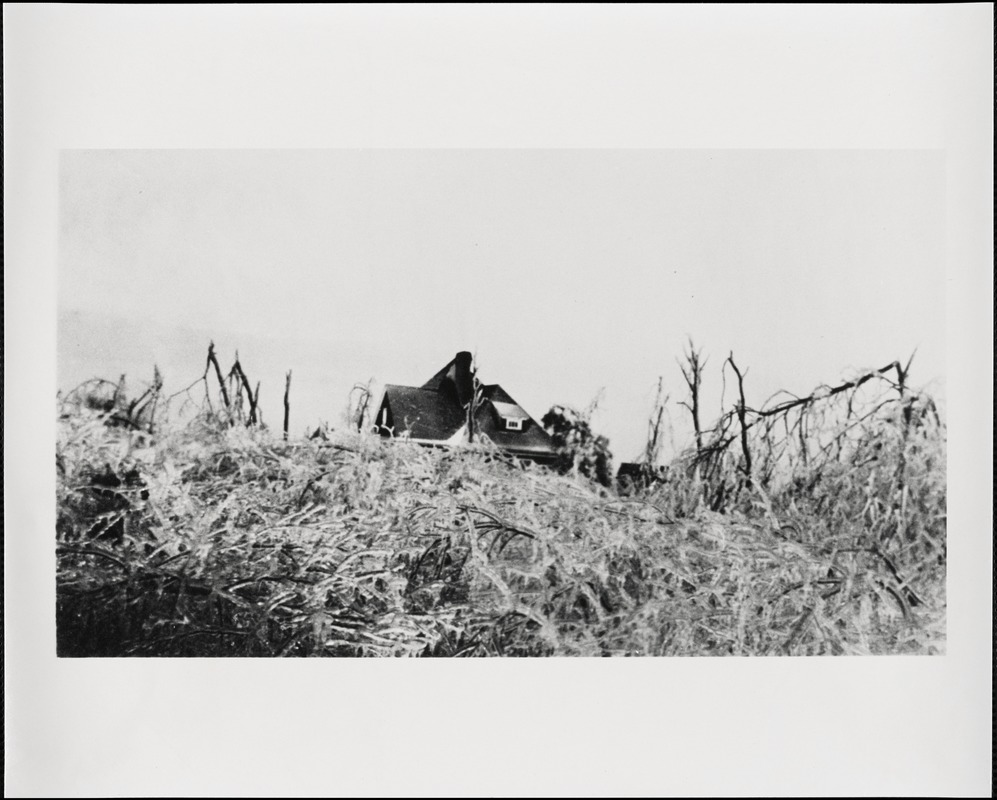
[5,5,992,797]
[54,148,948,659]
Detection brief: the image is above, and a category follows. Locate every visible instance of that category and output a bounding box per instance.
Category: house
[374,351,558,463]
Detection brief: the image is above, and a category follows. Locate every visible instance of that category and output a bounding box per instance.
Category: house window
[504,418,523,431]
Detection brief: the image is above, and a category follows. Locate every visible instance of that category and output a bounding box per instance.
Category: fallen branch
[755,361,908,420]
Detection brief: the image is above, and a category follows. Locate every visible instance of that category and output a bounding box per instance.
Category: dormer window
[491,400,529,433]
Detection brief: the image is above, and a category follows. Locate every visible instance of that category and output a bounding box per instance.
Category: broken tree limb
[350,380,373,432]
[726,353,752,480]
[753,361,907,421]
[228,357,259,426]
[283,370,292,440]
[206,342,232,412]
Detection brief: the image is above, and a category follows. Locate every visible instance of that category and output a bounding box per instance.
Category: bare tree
[466,355,480,443]
[678,339,706,457]
[644,376,668,467]
[725,352,752,480]
[349,379,374,432]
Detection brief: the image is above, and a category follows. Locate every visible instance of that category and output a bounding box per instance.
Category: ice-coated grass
[55,374,945,657]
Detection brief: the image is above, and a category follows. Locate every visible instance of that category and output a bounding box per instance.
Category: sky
[58,148,946,461]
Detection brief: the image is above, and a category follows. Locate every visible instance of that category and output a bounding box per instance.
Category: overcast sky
[59,148,945,460]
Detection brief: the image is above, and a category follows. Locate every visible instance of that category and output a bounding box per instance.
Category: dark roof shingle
[382,384,465,441]
[377,353,558,461]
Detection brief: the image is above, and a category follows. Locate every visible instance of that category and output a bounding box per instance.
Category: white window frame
[504,417,523,431]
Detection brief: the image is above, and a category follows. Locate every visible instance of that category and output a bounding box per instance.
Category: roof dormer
[490,400,530,432]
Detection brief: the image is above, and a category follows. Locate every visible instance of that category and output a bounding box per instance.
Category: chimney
[452,351,474,407]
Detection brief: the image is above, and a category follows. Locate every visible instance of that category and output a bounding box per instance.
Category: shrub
[542,404,614,488]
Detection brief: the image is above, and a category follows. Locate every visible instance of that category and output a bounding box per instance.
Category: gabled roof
[478,400,557,456]
[479,384,514,403]
[420,351,475,406]
[376,352,558,461]
[420,361,454,392]
[380,384,465,441]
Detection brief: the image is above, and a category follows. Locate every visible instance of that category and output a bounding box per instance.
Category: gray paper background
[5,5,992,796]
